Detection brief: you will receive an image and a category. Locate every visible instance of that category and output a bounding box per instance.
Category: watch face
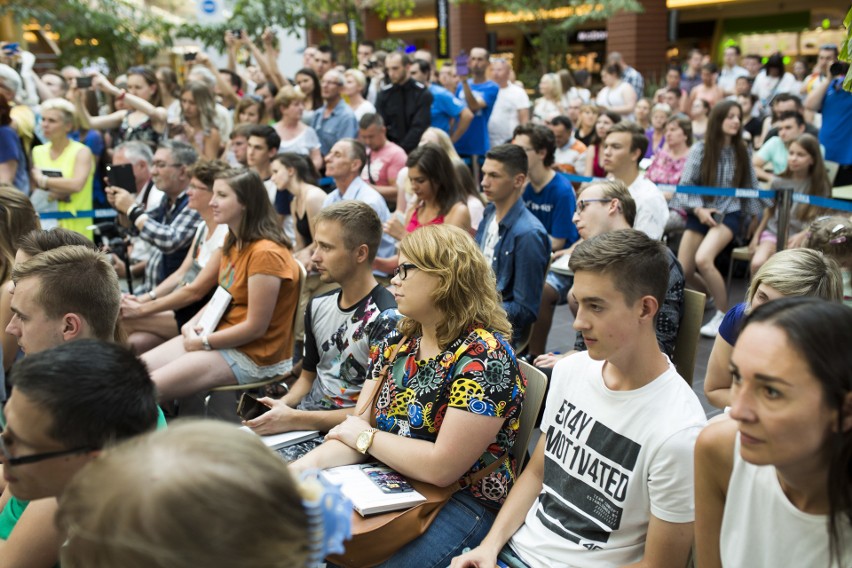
[356,431,371,453]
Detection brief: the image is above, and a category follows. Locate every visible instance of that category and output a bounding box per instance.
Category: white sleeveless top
[721,437,852,567]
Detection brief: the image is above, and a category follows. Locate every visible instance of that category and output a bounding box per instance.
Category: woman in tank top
[269,153,326,267]
[695,297,852,568]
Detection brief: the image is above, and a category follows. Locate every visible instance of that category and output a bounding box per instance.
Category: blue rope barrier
[792,193,852,213]
[38,209,117,220]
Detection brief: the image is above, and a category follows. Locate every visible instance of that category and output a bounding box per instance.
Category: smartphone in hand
[237,393,270,421]
[455,50,469,77]
[76,76,93,89]
[712,212,724,225]
[106,163,136,192]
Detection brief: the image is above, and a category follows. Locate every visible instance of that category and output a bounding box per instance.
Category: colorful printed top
[370,327,526,507]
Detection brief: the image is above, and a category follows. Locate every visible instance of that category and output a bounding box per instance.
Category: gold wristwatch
[356,428,379,455]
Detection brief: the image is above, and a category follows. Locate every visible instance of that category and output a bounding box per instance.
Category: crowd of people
[0,33,850,567]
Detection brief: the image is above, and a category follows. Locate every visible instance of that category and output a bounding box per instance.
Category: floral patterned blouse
[645,147,688,187]
[370,327,526,507]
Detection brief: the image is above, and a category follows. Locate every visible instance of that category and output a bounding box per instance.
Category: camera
[183,51,197,62]
[76,76,93,89]
[829,61,850,78]
[90,222,134,290]
[232,29,242,39]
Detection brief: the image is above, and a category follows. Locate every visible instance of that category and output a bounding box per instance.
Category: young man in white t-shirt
[452,229,706,568]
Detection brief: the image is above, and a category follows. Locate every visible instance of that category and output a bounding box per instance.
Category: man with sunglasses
[0,340,159,565]
[534,180,684,369]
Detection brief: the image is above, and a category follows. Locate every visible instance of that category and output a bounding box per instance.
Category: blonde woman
[272,86,323,173]
[703,248,842,409]
[343,68,375,120]
[293,224,526,568]
[532,73,565,124]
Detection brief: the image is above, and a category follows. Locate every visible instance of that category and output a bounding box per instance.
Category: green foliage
[6,0,173,71]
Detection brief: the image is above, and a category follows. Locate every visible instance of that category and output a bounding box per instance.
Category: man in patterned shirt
[107,140,202,293]
[244,201,399,436]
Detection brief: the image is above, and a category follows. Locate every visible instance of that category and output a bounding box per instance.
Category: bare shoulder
[696,416,737,476]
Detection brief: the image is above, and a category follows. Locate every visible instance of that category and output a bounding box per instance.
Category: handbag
[327,336,510,568]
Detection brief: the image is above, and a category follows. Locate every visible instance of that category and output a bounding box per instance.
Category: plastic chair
[514,361,549,471]
[202,259,307,418]
[671,289,706,386]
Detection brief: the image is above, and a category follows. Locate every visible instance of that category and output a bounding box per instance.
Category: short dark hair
[314,201,383,261]
[777,110,805,128]
[606,121,648,166]
[317,44,335,62]
[231,122,255,140]
[386,52,411,66]
[411,59,431,76]
[9,340,159,448]
[248,125,281,152]
[358,40,376,50]
[702,62,718,74]
[358,112,385,130]
[666,86,683,99]
[218,68,242,91]
[771,92,803,109]
[550,115,574,132]
[726,45,742,56]
[513,123,556,167]
[569,229,669,309]
[17,229,95,258]
[486,144,528,177]
[189,160,231,189]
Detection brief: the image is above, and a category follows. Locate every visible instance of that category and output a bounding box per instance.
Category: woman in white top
[120,160,229,353]
[532,73,565,124]
[558,68,590,105]
[752,53,799,109]
[343,68,376,121]
[272,86,323,173]
[595,64,636,120]
[695,297,852,568]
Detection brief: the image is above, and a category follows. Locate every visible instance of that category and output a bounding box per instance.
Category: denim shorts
[545,271,574,305]
[685,211,741,236]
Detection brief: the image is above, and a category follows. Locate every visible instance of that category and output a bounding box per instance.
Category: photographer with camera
[106,140,201,293]
[806,60,852,187]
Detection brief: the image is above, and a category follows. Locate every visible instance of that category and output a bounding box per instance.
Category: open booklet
[322,463,427,516]
[238,426,320,450]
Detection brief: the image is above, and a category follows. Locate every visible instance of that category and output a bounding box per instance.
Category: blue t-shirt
[0,125,29,193]
[454,80,499,156]
[719,302,748,346]
[522,171,579,247]
[820,78,852,165]
[429,83,466,135]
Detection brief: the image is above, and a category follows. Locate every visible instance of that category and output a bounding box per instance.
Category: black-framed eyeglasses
[577,198,613,212]
[152,162,182,169]
[0,433,96,467]
[392,263,418,280]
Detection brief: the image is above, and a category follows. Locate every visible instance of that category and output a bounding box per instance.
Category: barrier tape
[561,173,852,214]
[33,178,852,220]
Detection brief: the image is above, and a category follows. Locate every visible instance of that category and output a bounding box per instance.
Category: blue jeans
[374,491,497,568]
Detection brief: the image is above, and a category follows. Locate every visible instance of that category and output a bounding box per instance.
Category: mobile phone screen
[455,51,469,77]
[106,163,136,192]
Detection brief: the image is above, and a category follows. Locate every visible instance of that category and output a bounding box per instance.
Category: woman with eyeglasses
[120,160,230,354]
[695,297,852,568]
[76,66,166,150]
[142,168,300,402]
[292,224,526,568]
[272,86,323,173]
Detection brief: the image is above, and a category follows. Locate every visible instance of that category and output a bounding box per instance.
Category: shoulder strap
[364,335,409,415]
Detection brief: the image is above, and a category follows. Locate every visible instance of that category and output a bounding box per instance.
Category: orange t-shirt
[217,239,299,366]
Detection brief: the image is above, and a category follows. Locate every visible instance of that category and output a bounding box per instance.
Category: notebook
[322,463,427,516]
[197,286,232,335]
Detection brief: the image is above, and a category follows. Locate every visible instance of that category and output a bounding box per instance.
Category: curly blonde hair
[397,224,511,348]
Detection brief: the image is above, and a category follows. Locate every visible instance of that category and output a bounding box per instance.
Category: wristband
[117,89,126,101]
[128,205,144,224]
[148,289,157,300]
[201,335,212,351]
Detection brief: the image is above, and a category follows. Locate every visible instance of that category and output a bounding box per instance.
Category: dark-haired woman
[672,100,761,338]
[695,297,852,568]
[142,169,300,402]
[270,153,326,267]
[294,68,322,127]
[0,95,28,192]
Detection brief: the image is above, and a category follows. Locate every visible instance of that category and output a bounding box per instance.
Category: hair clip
[299,470,352,566]
[829,236,846,245]
[831,223,845,234]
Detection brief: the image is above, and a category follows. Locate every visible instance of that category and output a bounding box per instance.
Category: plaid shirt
[136,190,201,291]
[621,65,645,98]
[671,141,765,217]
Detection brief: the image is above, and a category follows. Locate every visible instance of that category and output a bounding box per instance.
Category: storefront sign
[436,0,450,58]
[576,30,607,42]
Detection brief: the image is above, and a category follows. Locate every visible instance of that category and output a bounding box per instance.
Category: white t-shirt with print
[509,352,706,568]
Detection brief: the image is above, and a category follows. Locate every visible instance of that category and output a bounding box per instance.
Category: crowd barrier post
[775,185,794,252]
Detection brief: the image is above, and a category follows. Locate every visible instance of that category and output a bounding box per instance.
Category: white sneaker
[700,310,726,338]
